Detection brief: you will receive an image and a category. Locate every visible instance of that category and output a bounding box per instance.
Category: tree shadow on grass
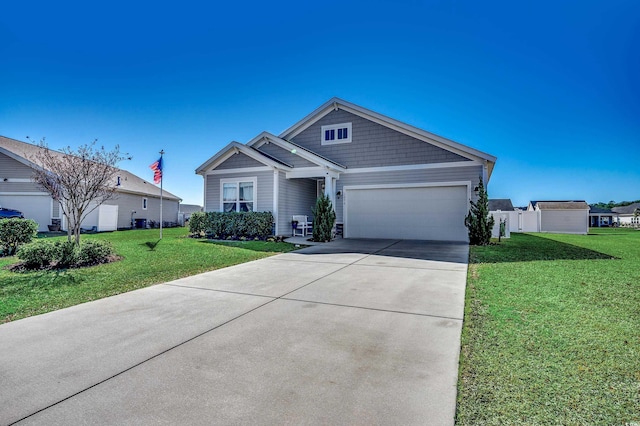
[471,233,618,264]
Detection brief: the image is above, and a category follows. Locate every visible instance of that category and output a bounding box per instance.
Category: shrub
[312,194,336,242]
[76,240,114,266]
[16,239,114,269]
[17,241,56,268]
[464,176,494,245]
[189,211,273,239]
[0,218,38,255]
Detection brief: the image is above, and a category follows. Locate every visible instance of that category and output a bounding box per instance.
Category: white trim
[0,178,32,183]
[0,191,50,196]
[246,132,346,172]
[202,174,207,211]
[321,122,352,145]
[205,166,271,175]
[343,161,481,174]
[196,141,292,175]
[285,167,341,179]
[278,97,496,177]
[273,170,279,235]
[219,177,257,212]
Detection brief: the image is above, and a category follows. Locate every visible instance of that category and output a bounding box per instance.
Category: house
[196,98,497,242]
[611,203,640,226]
[488,199,514,212]
[528,201,589,234]
[588,206,618,227]
[178,204,203,226]
[0,136,181,231]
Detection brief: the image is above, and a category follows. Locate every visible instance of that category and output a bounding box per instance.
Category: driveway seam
[279,297,464,321]
[8,296,278,426]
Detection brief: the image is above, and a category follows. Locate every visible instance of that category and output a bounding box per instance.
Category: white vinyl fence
[490,210,541,238]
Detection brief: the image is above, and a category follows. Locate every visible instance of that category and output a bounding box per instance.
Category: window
[321,122,352,145]
[142,198,148,210]
[221,178,256,212]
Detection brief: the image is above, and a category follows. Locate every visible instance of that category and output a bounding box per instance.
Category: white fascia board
[278,97,497,176]
[0,191,51,196]
[249,132,346,173]
[205,166,272,175]
[196,141,291,175]
[343,161,481,174]
[286,167,335,179]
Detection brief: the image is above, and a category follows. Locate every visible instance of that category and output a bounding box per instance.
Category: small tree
[29,139,128,245]
[464,176,494,245]
[312,194,336,242]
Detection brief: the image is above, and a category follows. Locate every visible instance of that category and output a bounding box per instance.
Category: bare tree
[29,139,128,245]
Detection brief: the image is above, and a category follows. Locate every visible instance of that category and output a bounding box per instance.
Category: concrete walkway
[0,239,469,425]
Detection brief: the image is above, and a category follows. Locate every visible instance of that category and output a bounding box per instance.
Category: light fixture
[473,186,479,193]
[336,190,342,199]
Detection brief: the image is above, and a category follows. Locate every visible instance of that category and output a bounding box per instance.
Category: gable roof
[530,200,589,210]
[488,199,514,211]
[278,97,497,177]
[0,136,181,201]
[589,206,615,214]
[611,202,640,215]
[195,140,294,174]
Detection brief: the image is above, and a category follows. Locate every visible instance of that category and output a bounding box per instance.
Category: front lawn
[457,228,639,425]
[0,228,297,323]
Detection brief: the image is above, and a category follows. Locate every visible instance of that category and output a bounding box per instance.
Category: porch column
[323,174,338,209]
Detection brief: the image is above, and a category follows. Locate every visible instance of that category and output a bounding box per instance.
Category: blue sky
[2,1,638,206]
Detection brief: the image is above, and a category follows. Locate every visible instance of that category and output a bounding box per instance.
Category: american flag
[149,157,163,184]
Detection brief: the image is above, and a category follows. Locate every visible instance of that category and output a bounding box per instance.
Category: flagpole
[159,149,164,239]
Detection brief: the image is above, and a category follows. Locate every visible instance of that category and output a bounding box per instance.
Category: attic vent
[117,176,121,186]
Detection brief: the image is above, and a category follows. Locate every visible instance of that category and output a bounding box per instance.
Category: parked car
[0,207,24,219]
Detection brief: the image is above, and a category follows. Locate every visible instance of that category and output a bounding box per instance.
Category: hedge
[17,239,115,269]
[0,218,38,256]
[189,211,274,239]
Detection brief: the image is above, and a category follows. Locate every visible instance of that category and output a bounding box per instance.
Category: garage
[0,194,53,231]
[343,184,470,241]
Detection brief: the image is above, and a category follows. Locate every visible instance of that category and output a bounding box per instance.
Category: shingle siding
[215,152,264,170]
[290,109,469,168]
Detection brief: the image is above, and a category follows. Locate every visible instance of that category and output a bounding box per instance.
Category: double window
[221,178,256,212]
[321,122,352,145]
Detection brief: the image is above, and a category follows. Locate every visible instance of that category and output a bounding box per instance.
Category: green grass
[0,228,298,323]
[457,228,640,425]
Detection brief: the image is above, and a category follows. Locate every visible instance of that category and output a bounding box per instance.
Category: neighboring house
[0,136,181,231]
[528,201,589,234]
[196,98,497,241]
[178,204,203,226]
[488,199,514,212]
[611,203,640,226]
[588,206,618,227]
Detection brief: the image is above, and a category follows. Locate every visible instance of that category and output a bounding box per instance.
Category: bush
[0,218,38,255]
[17,241,56,268]
[76,240,114,266]
[16,239,114,269]
[189,211,273,239]
[312,194,336,242]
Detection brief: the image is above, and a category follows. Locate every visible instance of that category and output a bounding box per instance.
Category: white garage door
[344,185,469,241]
[0,194,52,231]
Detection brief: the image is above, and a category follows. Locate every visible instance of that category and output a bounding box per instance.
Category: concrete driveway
[0,238,469,425]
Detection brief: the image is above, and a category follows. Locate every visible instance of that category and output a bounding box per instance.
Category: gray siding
[334,165,482,223]
[205,171,274,213]
[104,194,179,229]
[257,143,317,168]
[290,109,469,168]
[215,152,264,170]
[540,210,588,234]
[0,182,42,192]
[0,152,34,178]
[277,174,317,235]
